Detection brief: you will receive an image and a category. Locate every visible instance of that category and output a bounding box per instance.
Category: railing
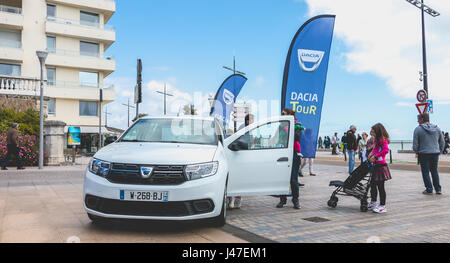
[0,75,40,96]
[0,40,22,49]
[0,5,22,14]
[48,48,114,60]
[46,16,115,31]
[47,80,102,89]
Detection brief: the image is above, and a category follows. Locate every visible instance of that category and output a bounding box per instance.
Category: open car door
[224,116,294,196]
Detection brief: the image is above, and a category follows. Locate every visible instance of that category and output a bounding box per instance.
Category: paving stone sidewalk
[227,164,450,243]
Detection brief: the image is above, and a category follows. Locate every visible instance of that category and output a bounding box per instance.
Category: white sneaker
[367,202,377,210]
[228,197,235,209]
[373,205,387,213]
[234,198,242,209]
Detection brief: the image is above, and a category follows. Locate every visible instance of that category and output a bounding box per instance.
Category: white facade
[0,0,116,153]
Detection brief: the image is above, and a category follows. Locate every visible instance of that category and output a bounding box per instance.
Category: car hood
[94,142,218,165]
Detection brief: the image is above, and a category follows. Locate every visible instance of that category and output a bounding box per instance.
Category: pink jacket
[372,138,389,164]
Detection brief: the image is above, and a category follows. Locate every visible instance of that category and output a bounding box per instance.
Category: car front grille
[85,195,214,217]
[106,163,187,185]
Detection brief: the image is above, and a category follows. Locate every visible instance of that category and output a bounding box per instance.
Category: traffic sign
[416,102,429,114]
[427,99,433,114]
[417,89,427,102]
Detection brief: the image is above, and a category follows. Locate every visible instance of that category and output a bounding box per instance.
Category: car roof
[140,115,216,121]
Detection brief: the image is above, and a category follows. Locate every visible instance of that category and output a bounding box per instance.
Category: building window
[47,36,56,53]
[48,99,56,115]
[47,67,56,86]
[80,11,99,27]
[80,41,99,57]
[79,101,98,116]
[0,29,21,48]
[79,71,98,87]
[47,4,56,17]
[0,63,21,76]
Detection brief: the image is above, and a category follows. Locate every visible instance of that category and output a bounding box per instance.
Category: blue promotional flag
[210,74,247,128]
[281,15,335,158]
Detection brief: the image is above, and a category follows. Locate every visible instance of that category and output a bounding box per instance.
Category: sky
[104,0,450,140]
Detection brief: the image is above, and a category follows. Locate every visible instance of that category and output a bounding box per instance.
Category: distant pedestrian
[443,132,449,155]
[301,158,315,176]
[358,132,368,164]
[346,126,358,174]
[318,136,323,149]
[367,123,391,214]
[413,113,445,195]
[331,133,338,155]
[1,123,25,170]
[341,132,348,161]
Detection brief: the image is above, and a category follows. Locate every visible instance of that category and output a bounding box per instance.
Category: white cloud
[304,0,450,100]
[103,77,213,130]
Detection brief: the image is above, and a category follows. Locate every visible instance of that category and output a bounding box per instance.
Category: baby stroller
[327,161,373,212]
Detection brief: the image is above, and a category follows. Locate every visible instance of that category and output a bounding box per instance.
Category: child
[367,123,392,213]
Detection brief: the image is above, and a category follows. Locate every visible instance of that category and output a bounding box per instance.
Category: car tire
[210,179,227,227]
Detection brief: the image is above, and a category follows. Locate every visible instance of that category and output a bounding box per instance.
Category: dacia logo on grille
[140,166,153,179]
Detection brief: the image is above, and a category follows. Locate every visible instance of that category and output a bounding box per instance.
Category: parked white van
[83,115,293,226]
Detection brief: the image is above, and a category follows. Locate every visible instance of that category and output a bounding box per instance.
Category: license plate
[120,190,169,202]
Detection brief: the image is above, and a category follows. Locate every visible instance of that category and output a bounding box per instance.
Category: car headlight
[185,161,218,180]
[88,158,111,177]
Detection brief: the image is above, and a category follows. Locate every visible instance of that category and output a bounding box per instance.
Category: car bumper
[83,169,225,220]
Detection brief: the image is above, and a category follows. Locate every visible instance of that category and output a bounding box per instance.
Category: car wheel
[210,180,227,227]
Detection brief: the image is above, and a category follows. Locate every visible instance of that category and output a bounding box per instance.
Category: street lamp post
[36,50,48,170]
[405,0,440,97]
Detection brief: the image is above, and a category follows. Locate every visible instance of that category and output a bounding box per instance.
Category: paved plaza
[0,162,449,243]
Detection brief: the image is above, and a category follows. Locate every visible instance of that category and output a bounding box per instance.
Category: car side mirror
[228,138,248,151]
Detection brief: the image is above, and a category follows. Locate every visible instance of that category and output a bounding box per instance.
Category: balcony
[0,75,39,96]
[45,82,114,102]
[0,40,23,62]
[46,16,115,48]
[46,49,115,76]
[0,5,23,29]
[47,0,115,22]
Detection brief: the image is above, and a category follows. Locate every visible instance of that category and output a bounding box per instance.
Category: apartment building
[0,0,116,154]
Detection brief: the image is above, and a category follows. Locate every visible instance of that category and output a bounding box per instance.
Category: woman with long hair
[367,123,392,213]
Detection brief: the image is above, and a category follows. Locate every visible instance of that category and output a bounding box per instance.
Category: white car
[84,115,294,226]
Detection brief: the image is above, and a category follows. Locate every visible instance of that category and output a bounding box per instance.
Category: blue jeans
[419,153,441,192]
[348,150,355,174]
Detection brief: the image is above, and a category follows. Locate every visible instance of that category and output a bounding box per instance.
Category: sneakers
[234,198,242,209]
[292,200,301,210]
[227,197,235,209]
[1,167,7,170]
[423,190,433,195]
[276,200,286,208]
[310,173,316,176]
[17,167,25,170]
[373,205,387,213]
[367,202,377,210]
[436,191,442,195]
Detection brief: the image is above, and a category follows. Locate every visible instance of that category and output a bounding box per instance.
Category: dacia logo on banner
[298,49,325,72]
[223,89,235,105]
[140,166,153,179]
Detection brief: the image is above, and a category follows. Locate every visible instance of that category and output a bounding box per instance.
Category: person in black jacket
[346,125,358,174]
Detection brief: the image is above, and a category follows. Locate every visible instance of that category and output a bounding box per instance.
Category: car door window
[238,121,289,150]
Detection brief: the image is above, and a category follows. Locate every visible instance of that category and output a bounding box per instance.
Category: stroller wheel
[327,199,338,208]
[360,204,368,212]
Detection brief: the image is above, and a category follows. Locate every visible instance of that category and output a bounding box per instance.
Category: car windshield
[119,118,218,145]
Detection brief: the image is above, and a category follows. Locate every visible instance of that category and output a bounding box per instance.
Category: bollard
[389,150,392,164]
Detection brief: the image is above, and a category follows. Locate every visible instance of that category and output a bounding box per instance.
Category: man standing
[413,113,445,195]
[346,125,357,174]
[1,123,25,170]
